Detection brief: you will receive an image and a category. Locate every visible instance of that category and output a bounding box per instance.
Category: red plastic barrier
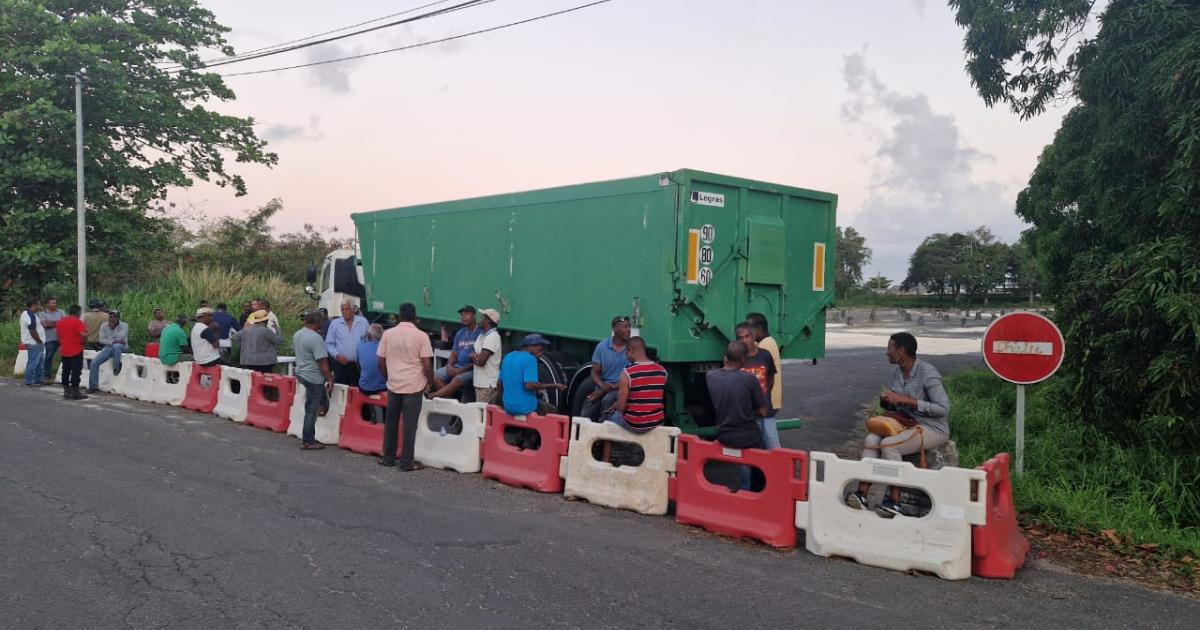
[244,372,296,433]
[145,342,160,358]
[973,453,1030,578]
[180,364,222,413]
[669,435,808,548]
[480,406,569,493]
[338,387,388,456]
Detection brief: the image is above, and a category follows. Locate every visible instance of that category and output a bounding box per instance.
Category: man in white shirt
[191,307,223,367]
[20,298,47,387]
[470,309,503,404]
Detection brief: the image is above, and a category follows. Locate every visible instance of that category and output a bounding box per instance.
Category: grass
[1,266,310,376]
[947,370,1200,556]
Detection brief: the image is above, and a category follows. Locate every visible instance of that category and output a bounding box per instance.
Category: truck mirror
[305,264,317,284]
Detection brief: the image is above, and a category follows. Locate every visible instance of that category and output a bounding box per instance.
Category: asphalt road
[2,377,1197,629]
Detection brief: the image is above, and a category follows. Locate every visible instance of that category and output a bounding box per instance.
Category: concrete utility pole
[74,69,86,308]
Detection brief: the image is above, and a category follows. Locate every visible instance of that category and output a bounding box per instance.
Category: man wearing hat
[82,300,108,351]
[581,315,634,421]
[498,333,567,417]
[470,308,503,404]
[191,307,223,367]
[430,305,482,400]
[233,309,283,372]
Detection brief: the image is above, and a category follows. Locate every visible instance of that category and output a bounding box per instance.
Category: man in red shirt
[56,305,89,400]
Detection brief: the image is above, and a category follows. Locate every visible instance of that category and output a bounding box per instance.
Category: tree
[835,226,871,299]
[0,0,276,307]
[950,0,1200,442]
[864,275,892,291]
[903,228,1008,301]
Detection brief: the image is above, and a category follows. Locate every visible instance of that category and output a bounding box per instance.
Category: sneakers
[86,387,100,394]
[844,491,869,510]
[875,497,907,519]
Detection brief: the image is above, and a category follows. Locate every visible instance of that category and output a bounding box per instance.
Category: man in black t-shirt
[706,341,770,450]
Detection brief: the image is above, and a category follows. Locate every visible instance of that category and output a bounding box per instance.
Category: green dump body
[353,169,837,432]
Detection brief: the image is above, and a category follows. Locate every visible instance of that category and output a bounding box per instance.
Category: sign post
[981,312,1065,476]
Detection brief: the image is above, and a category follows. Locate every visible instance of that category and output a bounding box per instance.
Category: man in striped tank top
[605,337,667,433]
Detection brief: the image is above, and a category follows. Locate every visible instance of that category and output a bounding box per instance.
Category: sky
[171,0,1069,281]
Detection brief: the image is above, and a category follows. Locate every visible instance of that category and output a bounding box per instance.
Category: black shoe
[112,366,121,376]
[875,497,906,518]
[86,387,100,394]
[377,458,396,467]
[398,462,425,472]
[74,388,89,400]
[63,387,72,399]
[845,490,869,510]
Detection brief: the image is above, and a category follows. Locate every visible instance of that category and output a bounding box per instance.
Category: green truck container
[348,169,837,434]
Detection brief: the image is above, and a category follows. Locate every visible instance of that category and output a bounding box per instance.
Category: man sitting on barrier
[356,324,387,423]
[707,341,770,490]
[87,311,129,394]
[429,305,481,400]
[735,321,778,450]
[191,308,224,367]
[469,309,503,405]
[846,332,951,518]
[83,300,108,351]
[497,334,567,451]
[159,314,191,367]
[581,315,633,421]
[233,310,282,373]
[603,336,667,434]
[147,308,168,343]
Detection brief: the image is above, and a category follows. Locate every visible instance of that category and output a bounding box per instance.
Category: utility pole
[74,69,86,308]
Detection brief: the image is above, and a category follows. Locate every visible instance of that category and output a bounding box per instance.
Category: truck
[307,169,837,435]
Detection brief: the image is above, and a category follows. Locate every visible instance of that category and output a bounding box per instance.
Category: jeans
[581,388,618,421]
[42,340,60,379]
[382,392,423,466]
[23,343,45,385]
[298,377,328,444]
[758,417,781,450]
[88,343,126,390]
[61,354,83,389]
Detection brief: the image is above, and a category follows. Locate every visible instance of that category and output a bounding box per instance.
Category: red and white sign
[982,312,1065,385]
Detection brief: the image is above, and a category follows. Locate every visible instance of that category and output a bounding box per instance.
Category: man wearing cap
[470,308,503,404]
[158,314,191,367]
[581,315,633,421]
[87,311,129,394]
[498,333,566,417]
[377,303,435,471]
[325,299,368,386]
[191,307,223,367]
[430,305,482,400]
[234,310,283,372]
[82,300,108,351]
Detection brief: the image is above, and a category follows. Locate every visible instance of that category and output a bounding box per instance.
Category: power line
[167,0,496,73]
[158,0,465,69]
[217,0,613,79]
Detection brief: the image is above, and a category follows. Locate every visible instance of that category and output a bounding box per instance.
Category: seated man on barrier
[604,337,666,434]
[498,334,566,450]
[581,315,633,420]
[707,341,770,490]
[87,311,129,394]
[846,332,951,518]
[159,314,191,368]
[356,324,388,423]
[429,305,481,400]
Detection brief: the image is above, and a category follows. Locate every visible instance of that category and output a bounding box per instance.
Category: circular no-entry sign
[982,312,1065,385]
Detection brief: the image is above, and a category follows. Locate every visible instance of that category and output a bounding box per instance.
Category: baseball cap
[519,333,551,348]
[457,304,476,314]
[479,308,501,324]
[195,307,214,317]
[611,315,631,326]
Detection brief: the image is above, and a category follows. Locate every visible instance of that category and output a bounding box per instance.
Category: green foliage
[902,227,1013,301]
[949,370,1200,555]
[864,274,892,291]
[835,226,871,299]
[0,0,276,306]
[953,0,1200,440]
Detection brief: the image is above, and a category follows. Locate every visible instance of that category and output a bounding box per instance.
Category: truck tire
[536,353,570,413]
[567,365,594,418]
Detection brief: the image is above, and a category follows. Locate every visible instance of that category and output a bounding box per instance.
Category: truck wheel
[536,353,569,413]
[567,365,594,417]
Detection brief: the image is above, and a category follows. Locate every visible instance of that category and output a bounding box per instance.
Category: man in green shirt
[158,314,190,367]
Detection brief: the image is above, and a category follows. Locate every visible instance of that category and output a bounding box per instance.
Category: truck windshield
[317,261,332,295]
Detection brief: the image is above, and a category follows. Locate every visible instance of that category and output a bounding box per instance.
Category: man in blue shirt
[212,303,240,364]
[430,305,482,400]
[326,300,369,386]
[498,334,566,417]
[581,315,633,420]
[356,324,388,423]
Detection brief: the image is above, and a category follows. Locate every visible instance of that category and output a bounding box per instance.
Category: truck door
[679,182,741,340]
[740,190,788,335]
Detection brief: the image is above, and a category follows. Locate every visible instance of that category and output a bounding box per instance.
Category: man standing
[376,303,434,471]
[325,300,368,386]
[82,300,107,351]
[706,341,769,451]
[234,310,282,372]
[237,301,255,328]
[430,305,481,399]
[735,321,778,450]
[746,312,783,448]
[606,337,667,433]
[20,299,46,387]
[581,315,633,420]
[158,314,191,367]
[293,311,335,450]
[87,311,129,394]
[470,309,503,404]
[190,308,223,367]
[56,305,88,400]
[38,297,64,383]
[212,303,239,364]
[147,308,169,342]
[498,334,566,417]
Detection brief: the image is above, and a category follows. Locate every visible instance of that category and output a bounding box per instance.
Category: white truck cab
[306,247,364,315]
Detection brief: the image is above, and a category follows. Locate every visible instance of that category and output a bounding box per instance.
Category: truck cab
[306,248,365,315]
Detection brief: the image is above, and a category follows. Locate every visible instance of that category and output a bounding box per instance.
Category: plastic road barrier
[145,342,159,359]
[287,383,348,445]
[481,407,570,493]
[336,387,389,455]
[13,342,26,376]
[972,453,1030,579]
[99,353,132,396]
[671,436,809,548]
[561,418,681,515]
[413,397,488,473]
[56,349,99,384]
[181,364,222,414]
[144,361,193,406]
[212,366,253,423]
[796,452,987,580]
[120,355,155,401]
[244,372,297,433]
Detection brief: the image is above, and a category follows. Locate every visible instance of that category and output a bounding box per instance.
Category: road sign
[982,312,1065,385]
[981,312,1065,476]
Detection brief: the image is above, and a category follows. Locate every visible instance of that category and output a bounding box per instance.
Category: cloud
[910,0,927,16]
[260,115,324,143]
[305,45,359,94]
[841,53,1023,281]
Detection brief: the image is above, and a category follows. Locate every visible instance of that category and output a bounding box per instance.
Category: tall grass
[1,266,311,376]
[949,370,1200,555]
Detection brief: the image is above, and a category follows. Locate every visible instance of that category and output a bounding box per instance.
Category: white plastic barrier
[287,383,348,444]
[56,349,98,384]
[212,366,253,422]
[13,344,27,376]
[413,398,488,473]
[560,418,681,515]
[795,452,987,580]
[120,355,155,401]
[97,352,132,395]
[144,361,193,406]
